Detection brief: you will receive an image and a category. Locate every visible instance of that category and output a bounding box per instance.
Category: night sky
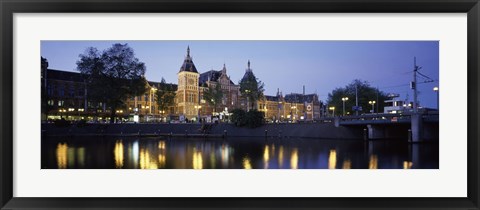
[41,41,439,108]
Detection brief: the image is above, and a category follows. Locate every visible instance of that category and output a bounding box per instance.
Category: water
[41,136,439,169]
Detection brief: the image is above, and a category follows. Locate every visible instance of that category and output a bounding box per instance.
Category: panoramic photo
[40,41,439,169]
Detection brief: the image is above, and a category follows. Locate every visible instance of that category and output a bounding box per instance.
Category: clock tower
[176,46,200,120]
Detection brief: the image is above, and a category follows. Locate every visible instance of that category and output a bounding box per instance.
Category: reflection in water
[114,140,124,169]
[278,146,284,168]
[77,147,85,168]
[342,159,352,169]
[369,154,378,169]
[328,149,337,169]
[221,144,230,168]
[263,145,270,169]
[193,149,203,169]
[158,140,166,150]
[243,156,252,169]
[140,148,158,169]
[43,137,438,169]
[403,161,413,169]
[290,148,298,169]
[56,143,68,169]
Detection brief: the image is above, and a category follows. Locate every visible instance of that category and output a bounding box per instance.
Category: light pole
[341,97,349,116]
[329,106,335,117]
[369,101,376,113]
[433,87,439,110]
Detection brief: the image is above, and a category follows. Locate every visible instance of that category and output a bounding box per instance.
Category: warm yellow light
[243,156,252,169]
[114,140,124,169]
[328,149,337,169]
[56,143,68,169]
[290,148,298,169]
[329,107,335,110]
[369,154,378,169]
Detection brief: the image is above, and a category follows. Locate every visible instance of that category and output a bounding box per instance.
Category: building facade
[41,47,324,123]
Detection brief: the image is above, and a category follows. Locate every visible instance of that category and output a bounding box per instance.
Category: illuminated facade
[41,47,323,122]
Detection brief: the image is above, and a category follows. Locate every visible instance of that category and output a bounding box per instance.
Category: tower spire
[248,60,250,69]
[187,46,190,57]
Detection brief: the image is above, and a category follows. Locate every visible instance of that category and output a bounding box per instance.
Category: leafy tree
[327,79,388,116]
[231,109,264,128]
[239,71,265,111]
[203,84,223,114]
[156,78,176,115]
[76,43,147,123]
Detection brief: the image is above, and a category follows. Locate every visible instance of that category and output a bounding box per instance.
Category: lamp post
[341,97,349,116]
[369,101,376,113]
[433,87,439,110]
[329,106,335,117]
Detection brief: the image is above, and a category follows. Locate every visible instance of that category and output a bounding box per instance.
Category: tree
[203,84,223,114]
[326,80,388,116]
[156,78,176,117]
[239,71,265,111]
[76,43,147,123]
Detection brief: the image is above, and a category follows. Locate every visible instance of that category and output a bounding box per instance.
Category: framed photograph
[1,0,479,209]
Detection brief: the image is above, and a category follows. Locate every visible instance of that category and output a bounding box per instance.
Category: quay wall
[42,123,364,139]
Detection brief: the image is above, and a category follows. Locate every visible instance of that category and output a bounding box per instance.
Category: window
[58,100,64,107]
[59,86,65,96]
[48,100,54,106]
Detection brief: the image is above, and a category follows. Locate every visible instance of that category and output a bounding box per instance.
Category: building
[198,64,240,121]
[41,46,324,123]
[259,91,323,122]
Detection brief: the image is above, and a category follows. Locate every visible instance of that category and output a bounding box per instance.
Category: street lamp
[329,106,335,117]
[341,97,349,116]
[369,101,376,113]
[194,105,202,123]
[433,87,439,110]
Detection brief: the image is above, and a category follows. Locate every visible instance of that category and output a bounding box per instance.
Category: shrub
[231,109,247,126]
[245,110,265,128]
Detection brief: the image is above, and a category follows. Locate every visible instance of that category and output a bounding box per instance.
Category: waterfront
[42,136,438,169]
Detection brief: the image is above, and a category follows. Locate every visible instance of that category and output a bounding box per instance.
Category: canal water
[41,136,439,169]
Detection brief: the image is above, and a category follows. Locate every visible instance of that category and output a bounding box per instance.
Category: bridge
[322,110,439,142]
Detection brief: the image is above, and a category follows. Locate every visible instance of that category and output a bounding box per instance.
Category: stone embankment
[42,122,364,139]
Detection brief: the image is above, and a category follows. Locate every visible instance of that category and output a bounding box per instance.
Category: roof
[265,95,279,101]
[199,70,235,85]
[148,81,178,91]
[178,46,198,73]
[46,69,84,82]
[285,93,319,103]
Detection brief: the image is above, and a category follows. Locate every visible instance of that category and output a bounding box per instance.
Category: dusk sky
[41,41,439,108]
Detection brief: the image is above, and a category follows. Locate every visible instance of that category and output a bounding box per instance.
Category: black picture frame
[1,0,479,209]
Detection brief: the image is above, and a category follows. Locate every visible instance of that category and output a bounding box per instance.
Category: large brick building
[41,47,323,123]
